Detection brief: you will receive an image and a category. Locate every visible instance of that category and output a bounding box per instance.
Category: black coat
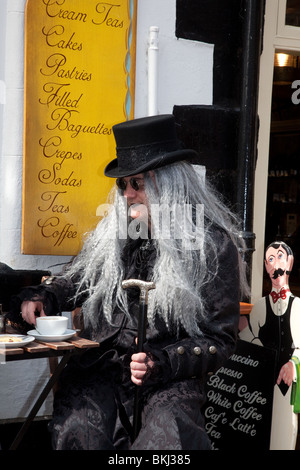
[8,229,240,450]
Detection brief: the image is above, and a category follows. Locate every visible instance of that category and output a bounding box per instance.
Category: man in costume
[8,115,249,450]
[239,241,300,450]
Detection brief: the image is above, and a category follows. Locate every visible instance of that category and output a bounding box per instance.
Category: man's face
[116,173,149,222]
[264,245,290,289]
[117,173,147,206]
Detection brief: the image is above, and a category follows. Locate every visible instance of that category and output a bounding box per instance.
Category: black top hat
[104,114,198,178]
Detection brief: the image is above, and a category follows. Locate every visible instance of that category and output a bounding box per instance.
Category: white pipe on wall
[147,26,159,116]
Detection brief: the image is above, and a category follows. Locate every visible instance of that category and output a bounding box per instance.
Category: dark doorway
[264,52,300,296]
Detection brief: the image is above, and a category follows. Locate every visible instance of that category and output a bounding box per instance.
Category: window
[277,0,300,39]
[286,0,300,27]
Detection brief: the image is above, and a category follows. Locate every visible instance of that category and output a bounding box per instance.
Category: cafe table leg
[9,350,72,450]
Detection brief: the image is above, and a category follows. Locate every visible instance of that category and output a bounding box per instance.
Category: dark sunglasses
[116,177,144,192]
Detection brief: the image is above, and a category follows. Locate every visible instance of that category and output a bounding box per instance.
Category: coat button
[177,346,185,355]
[193,346,201,355]
[209,345,217,354]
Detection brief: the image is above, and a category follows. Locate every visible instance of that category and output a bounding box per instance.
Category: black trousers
[50,365,211,450]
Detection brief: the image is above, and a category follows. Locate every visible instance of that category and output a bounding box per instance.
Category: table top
[240,302,253,315]
[1,303,252,360]
[0,326,99,361]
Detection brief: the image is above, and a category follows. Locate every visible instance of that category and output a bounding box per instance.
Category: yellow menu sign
[22,0,137,255]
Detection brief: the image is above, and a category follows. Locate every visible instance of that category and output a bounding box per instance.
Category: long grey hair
[64,162,249,336]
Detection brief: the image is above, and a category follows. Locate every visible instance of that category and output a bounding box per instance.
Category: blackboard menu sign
[204,339,276,450]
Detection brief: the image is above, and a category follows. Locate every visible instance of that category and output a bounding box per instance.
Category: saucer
[0,334,35,348]
[27,329,76,342]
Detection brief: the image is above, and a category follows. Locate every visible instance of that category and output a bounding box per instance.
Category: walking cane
[122,279,155,442]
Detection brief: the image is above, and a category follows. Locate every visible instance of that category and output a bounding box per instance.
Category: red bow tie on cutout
[270,288,290,303]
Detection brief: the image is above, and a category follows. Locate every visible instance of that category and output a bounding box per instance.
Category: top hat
[104,114,198,178]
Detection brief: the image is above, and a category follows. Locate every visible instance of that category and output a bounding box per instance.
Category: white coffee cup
[36,316,68,336]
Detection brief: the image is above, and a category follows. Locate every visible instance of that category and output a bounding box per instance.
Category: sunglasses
[116,177,144,192]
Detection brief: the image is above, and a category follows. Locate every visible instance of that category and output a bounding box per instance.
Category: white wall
[134,0,213,117]
[0,0,213,422]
